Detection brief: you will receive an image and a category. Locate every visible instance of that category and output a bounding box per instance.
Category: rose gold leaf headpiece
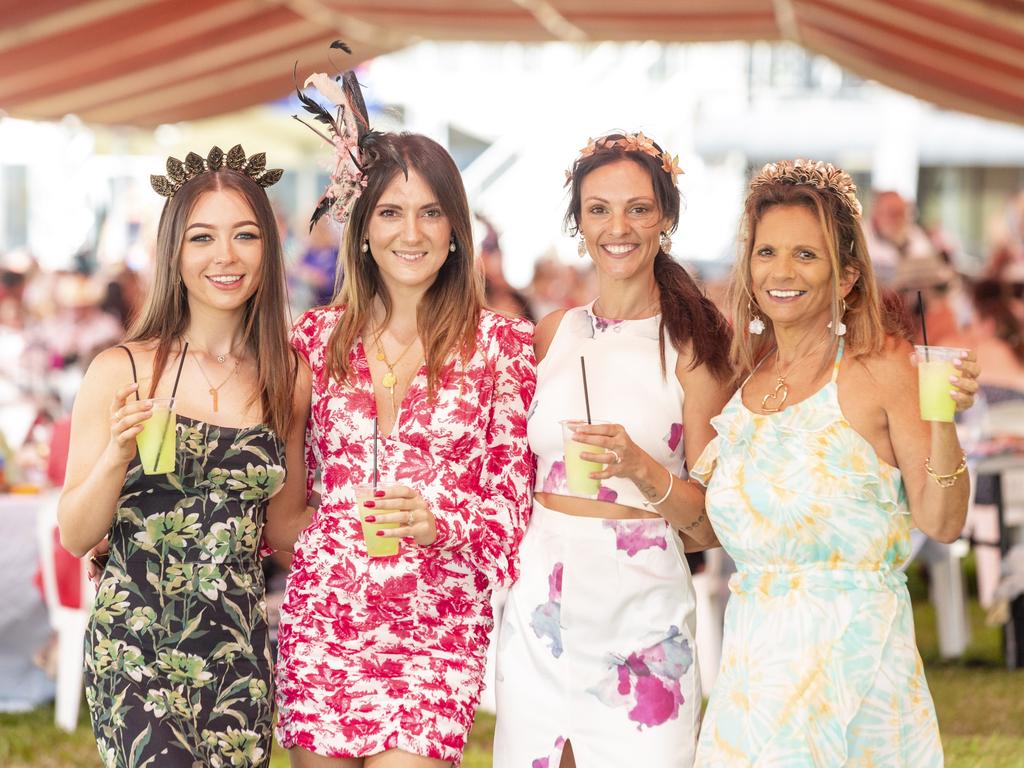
[749,159,862,218]
[568,132,684,186]
[149,145,283,198]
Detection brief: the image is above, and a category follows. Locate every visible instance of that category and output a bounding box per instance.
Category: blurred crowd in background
[2,185,1024,496]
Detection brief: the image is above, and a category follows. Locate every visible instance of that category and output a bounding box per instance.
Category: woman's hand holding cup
[362,484,438,547]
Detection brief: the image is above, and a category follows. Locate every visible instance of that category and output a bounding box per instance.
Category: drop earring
[449,238,457,253]
[577,237,587,259]
[828,298,849,336]
[659,232,672,253]
[748,300,766,335]
[360,240,369,253]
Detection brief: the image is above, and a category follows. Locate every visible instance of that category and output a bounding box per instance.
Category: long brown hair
[326,133,482,394]
[564,133,732,383]
[728,172,890,379]
[127,169,295,437]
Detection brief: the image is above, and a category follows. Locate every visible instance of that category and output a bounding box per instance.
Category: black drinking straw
[580,356,592,424]
[372,417,379,490]
[152,342,188,472]
[917,290,930,360]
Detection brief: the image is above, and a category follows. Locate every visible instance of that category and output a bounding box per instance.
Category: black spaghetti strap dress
[84,344,285,767]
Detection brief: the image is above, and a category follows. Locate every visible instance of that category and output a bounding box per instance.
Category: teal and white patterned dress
[692,340,943,766]
[84,412,285,768]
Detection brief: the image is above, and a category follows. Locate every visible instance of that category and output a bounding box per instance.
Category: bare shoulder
[78,344,140,402]
[533,309,568,363]
[857,335,914,382]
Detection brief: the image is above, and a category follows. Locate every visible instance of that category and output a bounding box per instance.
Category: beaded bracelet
[646,467,675,507]
[925,453,967,488]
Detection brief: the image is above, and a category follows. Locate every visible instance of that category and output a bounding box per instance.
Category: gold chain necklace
[192,353,240,413]
[759,336,830,413]
[373,331,420,414]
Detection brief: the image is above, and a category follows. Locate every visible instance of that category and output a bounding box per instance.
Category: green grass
[4,562,1021,767]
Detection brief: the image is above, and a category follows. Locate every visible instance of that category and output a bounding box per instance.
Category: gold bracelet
[925,453,967,488]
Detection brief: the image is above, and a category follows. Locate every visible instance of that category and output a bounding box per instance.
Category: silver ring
[406,510,414,526]
[607,449,621,465]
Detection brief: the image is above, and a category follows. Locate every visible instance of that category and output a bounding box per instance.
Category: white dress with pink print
[493,302,700,768]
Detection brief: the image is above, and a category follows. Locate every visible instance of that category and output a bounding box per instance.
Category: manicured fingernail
[949,376,958,383]
[375,490,386,498]
[364,500,375,508]
[364,515,376,523]
[954,358,963,367]
[375,530,385,536]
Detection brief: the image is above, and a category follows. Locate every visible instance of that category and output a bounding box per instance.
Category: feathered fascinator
[294,41,406,231]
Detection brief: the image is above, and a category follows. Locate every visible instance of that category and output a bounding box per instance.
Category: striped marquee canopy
[1,0,1022,127]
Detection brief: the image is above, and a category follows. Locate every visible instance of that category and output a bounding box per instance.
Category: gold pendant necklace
[373,330,420,414]
[759,336,830,413]
[192,354,240,413]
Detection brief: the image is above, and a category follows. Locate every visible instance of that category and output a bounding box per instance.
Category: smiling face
[366,168,451,298]
[178,189,263,316]
[577,159,668,281]
[750,204,855,333]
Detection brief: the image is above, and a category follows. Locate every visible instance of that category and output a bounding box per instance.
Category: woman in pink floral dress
[274,97,535,765]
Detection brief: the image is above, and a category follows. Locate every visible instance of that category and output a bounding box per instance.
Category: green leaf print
[155,649,214,687]
[226,462,285,500]
[128,724,152,767]
[93,584,131,625]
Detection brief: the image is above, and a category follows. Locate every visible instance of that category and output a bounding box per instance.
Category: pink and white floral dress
[276,307,536,763]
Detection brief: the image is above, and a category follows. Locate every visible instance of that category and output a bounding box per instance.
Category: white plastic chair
[35,493,93,731]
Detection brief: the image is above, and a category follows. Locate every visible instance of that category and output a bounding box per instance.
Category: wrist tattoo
[681,512,706,532]
[638,480,659,499]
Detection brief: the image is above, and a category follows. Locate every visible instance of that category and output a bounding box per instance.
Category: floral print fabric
[84,418,284,768]
[275,307,535,764]
[494,502,700,768]
[691,340,944,766]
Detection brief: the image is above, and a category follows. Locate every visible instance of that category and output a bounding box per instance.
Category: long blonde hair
[326,133,482,394]
[728,176,888,380]
[127,169,295,436]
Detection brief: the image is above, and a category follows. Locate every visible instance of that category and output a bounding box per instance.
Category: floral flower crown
[749,159,863,218]
[150,145,283,198]
[294,41,403,231]
[566,132,684,186]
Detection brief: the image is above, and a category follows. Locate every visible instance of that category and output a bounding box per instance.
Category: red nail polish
[363,500,375,508]
[364,515,376,523]
[374,490,386,498]
[375,530,385,536]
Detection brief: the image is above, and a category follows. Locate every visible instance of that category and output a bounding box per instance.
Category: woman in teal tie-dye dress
[692,160,980,766]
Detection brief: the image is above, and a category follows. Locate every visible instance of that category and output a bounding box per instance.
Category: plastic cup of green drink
[136,398,177,475]
[355,483,400,557]
[561,419,608,498]
[915,346,966,423]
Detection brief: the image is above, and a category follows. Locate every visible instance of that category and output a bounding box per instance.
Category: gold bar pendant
[210,387,218,412]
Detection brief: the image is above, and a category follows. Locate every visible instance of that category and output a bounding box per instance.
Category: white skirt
[494,500,700,767]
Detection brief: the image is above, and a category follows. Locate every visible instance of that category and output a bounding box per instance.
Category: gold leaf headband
[567,132,684,186]
[749,159,862,218]
[150,144,283,198]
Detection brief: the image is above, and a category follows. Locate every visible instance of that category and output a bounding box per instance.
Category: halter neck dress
[692,339,943,766]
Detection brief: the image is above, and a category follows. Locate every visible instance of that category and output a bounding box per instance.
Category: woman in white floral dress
[59,147,311,767]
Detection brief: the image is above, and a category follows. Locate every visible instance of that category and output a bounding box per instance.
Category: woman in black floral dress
[58,146,311,767]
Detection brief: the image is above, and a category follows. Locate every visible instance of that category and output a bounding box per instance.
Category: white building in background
[3,41,1024,283]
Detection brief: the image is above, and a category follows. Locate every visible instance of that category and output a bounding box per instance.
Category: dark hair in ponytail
[564,132,732,383]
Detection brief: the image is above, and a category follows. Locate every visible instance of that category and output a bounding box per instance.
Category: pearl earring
[449,239,456,253]
[360,240,369,253]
